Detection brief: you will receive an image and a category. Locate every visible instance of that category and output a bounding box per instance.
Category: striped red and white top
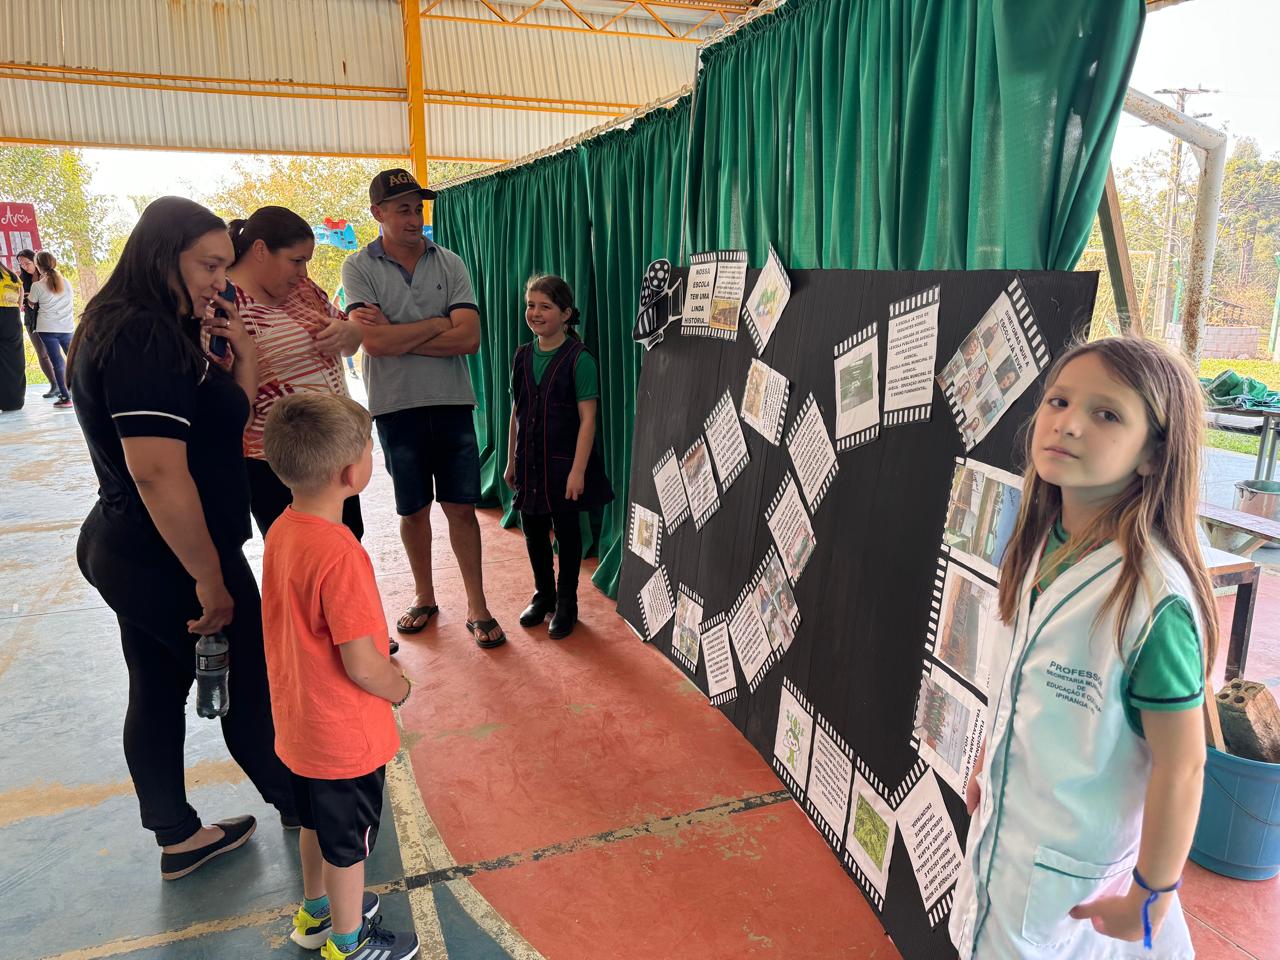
[237,278,350,459]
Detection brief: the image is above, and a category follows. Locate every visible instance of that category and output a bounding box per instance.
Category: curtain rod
[697,0,786,52]
[432,84,693,192]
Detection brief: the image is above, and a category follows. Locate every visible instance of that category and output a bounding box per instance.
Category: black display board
[617,269,1097,959]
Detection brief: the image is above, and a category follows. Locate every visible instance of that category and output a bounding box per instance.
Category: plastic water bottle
[195,633,230,719]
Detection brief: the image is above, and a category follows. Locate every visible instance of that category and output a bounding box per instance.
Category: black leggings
[520,510,583,601]
[77,508,296,846]
[245,456,363,540]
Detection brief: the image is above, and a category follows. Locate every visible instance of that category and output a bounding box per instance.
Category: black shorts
[290,767,386,868]
[374,404,481,515]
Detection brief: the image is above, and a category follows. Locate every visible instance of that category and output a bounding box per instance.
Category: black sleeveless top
[511,339,613,515]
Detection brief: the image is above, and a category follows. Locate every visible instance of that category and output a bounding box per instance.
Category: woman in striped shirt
[227,207,365,539]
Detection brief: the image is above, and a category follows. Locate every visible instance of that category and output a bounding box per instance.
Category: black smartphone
[209,282,236,358]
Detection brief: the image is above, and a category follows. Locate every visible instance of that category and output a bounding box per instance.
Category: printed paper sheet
[938,277,1051,450]
[884,285,940,426]
[751,547,801,653]
[898,770,963,924]
[627,502,662,567]
[637,566,675,640]
[772,678,815,796]
[844,768,897,909]
[683,250,747,340]
[704,390,751,491]
[941,457,1024,582]
[743,243,792,352]
[927,558,998,696]
[701,613,737,706]
[804,716,855,851]
[728,590,775,692]
[679,436,720,530]
[741,358,791,446]
[833,322,881,451]
[911,663,986,799]
[671,584,703,673]
[766,473,816,584]
[652,448,691,532]
[786,394,839,510]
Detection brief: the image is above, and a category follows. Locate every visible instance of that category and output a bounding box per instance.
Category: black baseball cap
[369,168,437,205]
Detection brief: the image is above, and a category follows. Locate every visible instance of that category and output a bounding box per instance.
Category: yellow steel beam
[402,0,430,187]
[512,0,550,22]
[557,0,599,30]
[0,66,638,113]
[636,1,678,37]
[0,135,508,164]
[0,60,401,96]
[421,0,749,41]
[420,13,703,41]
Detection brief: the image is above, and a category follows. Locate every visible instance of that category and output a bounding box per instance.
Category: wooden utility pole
[1152,87,1217,340]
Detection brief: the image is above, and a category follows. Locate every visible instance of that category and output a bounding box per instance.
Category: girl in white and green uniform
[950,337,1219,959]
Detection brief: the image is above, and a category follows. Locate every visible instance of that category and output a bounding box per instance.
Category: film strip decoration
[637,565,674,641]
[1008,275,1050,369]
[804,714,855,852]
[682,437,721,531]
[765,472,815,586]
[785,393,839,511]
[699,612,738,706]
[632,258,683,351]
[652,448,690,531]
[772,677,814,798]
[889,758,930,808]
[703,391,750,491]
[883,285,939,426]
[929,890,956,929]
[683,250,746,340]
[729,584,781,693]
[670,583,704,674]
[833,322,881,452]
[921,555,949,659]
[626,501,663,568]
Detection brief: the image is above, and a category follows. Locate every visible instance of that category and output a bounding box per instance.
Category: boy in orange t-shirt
[261,393,419,960]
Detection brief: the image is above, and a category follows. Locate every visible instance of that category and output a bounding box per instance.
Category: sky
[81,0,1278,210]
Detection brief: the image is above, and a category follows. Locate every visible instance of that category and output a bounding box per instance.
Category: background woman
[226,205,364,538]
[69,196,297,880]
[28,250,75,407]
[16,249,57,395]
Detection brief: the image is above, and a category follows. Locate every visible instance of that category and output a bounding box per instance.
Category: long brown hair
[997,336,1218,670]
[526,273,580,338]
[35,251,64,295]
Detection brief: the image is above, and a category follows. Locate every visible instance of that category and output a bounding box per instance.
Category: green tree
[202,156,488,299]
[0,146,116,301]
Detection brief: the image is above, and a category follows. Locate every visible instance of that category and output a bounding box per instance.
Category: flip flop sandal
[466,618,507,649]
[396,604,438,634]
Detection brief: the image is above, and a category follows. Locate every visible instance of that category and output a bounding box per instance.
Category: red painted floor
[378,500,1280,959]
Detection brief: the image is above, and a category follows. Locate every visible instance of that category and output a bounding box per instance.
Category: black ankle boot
[548,600,577,639]
[519,593,556,627]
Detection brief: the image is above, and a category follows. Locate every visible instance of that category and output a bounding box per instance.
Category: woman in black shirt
[69,197,296,879]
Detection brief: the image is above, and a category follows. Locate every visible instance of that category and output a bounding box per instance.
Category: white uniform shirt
[949,536,1201,959]
[29,278,75,334]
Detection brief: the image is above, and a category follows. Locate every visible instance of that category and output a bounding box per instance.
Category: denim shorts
[374,404,481,516]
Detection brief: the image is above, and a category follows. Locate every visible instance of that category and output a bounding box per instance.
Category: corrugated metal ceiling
[0,0,711,162]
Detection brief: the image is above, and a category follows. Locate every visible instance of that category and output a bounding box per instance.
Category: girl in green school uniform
[951,337,1218,959]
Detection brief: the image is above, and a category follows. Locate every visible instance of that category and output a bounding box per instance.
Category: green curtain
[434,0,1144,598]
[582,101,691,595]
[433,150,592,533]
[686,0,1144,271]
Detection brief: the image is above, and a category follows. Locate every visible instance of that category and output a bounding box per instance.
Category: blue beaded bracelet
[1132,867,1181,949]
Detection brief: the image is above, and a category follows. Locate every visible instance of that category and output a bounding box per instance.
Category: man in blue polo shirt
[342,168,505,648]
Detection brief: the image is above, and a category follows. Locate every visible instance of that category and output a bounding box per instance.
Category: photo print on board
[652,447,691,532]
[741,358,792,445]
[883,285,939,426]
[786,393,839,511]
[897,769,964,926]
[844,762,899,911]
[938,276,1051,450]
[679,435,721,530]
[683,250,747,340]
[728,583,777,692]
[773,677,815,798]
[941,457,1024,582]
[627,502,662,568]
[743,243,793,353]
[909,660,986,800]
[766,472,816,585]
[637,565,675,640]
[804,714,855,854]
[704,390,751,491]
[671,584,704,674]
[833,322,881,451]
[924,556,998,697]
[700,612,738,706]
